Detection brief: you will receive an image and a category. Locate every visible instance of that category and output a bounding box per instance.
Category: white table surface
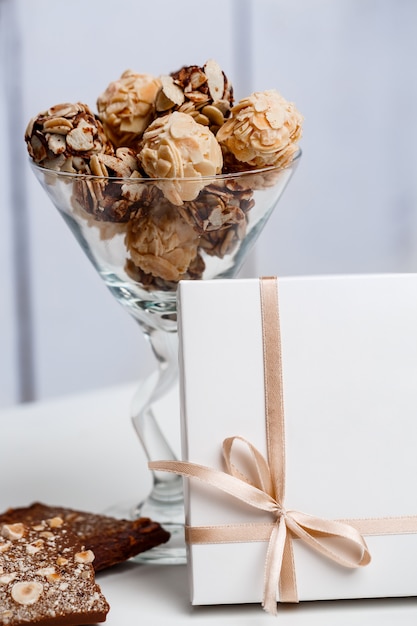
[1,383,416,625]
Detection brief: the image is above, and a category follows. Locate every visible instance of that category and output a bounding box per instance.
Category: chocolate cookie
[0,518,109,625]
[0,502,170,571]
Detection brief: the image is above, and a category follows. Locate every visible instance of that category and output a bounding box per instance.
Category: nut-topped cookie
[0,518,109,626]
[0,502,170,572]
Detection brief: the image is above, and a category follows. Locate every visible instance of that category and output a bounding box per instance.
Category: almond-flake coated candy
[155,59,234,135]
[24,103,113,174]
[216,89,303,169]
[177,179,255,258]
[0,503,170,572]
[138,111,223,204]
[97,70,161,148]
[0,519,109,626]
[71,147,144,223]
[125,198,201,282]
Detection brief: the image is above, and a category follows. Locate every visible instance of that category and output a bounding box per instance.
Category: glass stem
[131,325,183,506]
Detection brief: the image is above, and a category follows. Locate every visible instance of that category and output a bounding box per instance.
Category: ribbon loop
[285,510,371,569]
[223,436,275,498]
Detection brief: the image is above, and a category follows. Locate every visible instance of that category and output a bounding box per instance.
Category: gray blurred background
[1,0,416,408]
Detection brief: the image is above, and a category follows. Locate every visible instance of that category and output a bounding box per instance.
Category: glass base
[132,522,186,564]
[131,495,186,565]
[103,496,186,565]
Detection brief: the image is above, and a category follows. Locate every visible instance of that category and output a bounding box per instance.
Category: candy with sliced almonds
[97,69,161,147]
[25,103,113,174]
[155,59,234,134]
[125,197,201,282]
[216,89,303,169]
[138,111,223,204]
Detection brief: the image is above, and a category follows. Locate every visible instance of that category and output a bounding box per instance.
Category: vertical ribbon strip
[150,276,372,614]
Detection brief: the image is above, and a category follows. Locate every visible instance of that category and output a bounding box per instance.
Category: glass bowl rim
[28,148,301,184]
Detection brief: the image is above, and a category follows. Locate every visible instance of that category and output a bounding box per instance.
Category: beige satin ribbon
[150,276,417,614]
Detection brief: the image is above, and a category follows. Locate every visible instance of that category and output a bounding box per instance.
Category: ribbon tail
[279,526,298,604]
[262,514,298,614]
[262,517,285,615]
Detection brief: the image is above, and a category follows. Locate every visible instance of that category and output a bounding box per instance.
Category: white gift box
[172,275,417,609]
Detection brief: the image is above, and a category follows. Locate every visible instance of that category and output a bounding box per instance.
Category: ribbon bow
[150,435,370,614]
[149,277,371,614]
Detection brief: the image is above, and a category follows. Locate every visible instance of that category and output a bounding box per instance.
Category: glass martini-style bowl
[30,150,301,563]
